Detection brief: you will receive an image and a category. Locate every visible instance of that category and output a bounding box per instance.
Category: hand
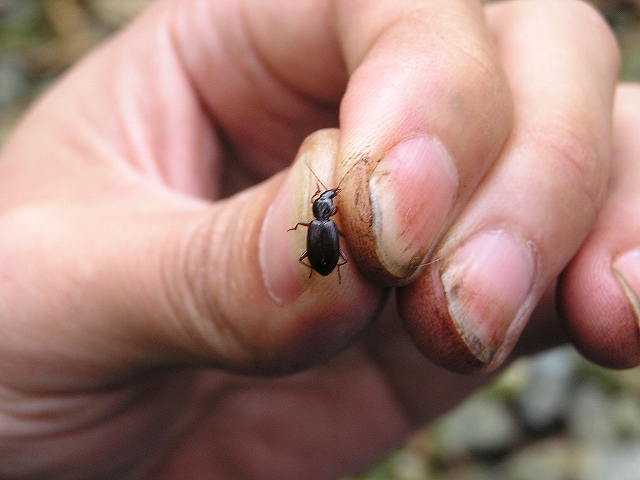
[0,0,629,478]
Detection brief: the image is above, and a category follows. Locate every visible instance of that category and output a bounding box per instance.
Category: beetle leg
[287,222,310,232]
[336,250,348,284]
[298,251,315,278]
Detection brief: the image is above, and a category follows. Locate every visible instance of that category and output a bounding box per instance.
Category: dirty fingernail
[442,230,537,364]
[613,250,640,325]
[370,136,458,278]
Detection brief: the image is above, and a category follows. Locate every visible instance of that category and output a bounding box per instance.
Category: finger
[336,0,513,285]
[397,0,619,373]
[0,129,384,391]
[163,0,349,182]
[559,83,640,369]
[0,0,433,390]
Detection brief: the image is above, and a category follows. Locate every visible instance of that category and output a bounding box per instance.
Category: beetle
[288,164,350,282]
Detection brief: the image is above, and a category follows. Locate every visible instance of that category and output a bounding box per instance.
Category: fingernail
[370,136,458,277]
[441,230,537,364]
[259,173,305,305]
[613,250,640,325]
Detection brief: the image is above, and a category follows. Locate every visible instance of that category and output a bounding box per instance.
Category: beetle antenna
[335,159,365,191]
[303,159,329,192]
[303,157,365,191]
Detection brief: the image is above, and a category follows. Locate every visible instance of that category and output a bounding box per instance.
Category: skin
[0,0,635,478]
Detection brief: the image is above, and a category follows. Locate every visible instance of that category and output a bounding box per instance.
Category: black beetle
[288,166,349,282]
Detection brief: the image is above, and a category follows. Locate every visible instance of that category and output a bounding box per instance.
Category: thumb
[0,130,384,391]
[158,128,384,373]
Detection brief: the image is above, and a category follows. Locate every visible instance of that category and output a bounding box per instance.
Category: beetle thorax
[312,190,337,220]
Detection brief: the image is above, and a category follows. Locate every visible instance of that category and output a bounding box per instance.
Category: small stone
[434,394,522,459]
[389,450,427,480]
[498,438,573,480]
[567,382,617,444]
[610,392,640,439]
[577,443,640,480]
[516,347,577,433]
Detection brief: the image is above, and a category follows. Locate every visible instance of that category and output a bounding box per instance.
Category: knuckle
[567,0,620,61]
[536,0,619,64]
[541,121,607,209]
[566,0,611,29]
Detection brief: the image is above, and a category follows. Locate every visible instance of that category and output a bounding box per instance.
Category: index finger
[336,0,513,285]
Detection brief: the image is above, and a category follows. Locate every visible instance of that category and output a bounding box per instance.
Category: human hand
[0,0,629,478]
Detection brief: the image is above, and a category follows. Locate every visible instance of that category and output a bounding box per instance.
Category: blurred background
[1,1,640,479]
